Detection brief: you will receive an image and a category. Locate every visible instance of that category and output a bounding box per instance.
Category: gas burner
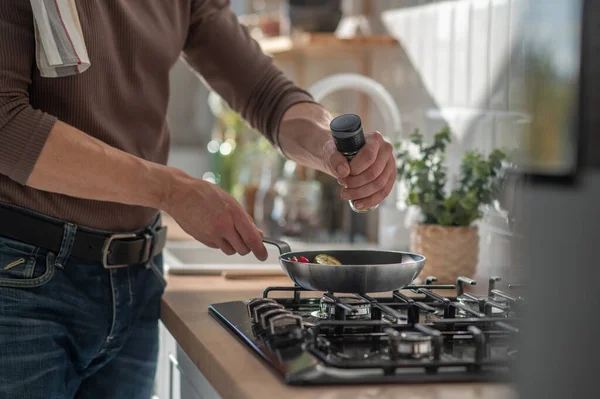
[327,341,384,361]
[397,332,433,358]
[312,296,371,320]
[455,298,484,318]
[423,308,445,323]
[387,330,433,359]
[451,277,522,318]
[455,295,515,318]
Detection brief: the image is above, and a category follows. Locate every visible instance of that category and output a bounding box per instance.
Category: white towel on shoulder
[29,0,90,78]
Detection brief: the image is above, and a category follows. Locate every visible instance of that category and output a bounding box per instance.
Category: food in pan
[288,256,309,263]
[313,254,342,265]
[288,254,342,264]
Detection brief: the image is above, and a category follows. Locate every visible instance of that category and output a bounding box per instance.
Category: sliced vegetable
[298,256,309,263]
[290,256,298,262]
[313,254,342,265]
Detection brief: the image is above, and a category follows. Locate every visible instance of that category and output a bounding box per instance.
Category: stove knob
[260,308,291,330]
[267,313,304,336]
[253,303,284,323]
[246,298,277,320]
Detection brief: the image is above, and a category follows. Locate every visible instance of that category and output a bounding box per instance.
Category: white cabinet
[155,322,221,399]
[175,345,221,399]
[154,321,178,399]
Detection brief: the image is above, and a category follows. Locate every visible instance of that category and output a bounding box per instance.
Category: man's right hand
[165,174,268,261]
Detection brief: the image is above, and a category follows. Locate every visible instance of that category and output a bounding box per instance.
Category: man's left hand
[323,131,397,211]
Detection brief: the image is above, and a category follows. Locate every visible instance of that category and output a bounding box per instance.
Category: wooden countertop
[160,275,517,399]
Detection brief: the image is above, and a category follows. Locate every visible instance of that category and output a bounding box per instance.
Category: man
[0,1,396,398]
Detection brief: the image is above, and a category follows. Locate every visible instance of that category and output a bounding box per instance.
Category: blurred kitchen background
[165,0,528,279]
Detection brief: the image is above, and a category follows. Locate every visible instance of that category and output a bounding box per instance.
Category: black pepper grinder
[329,113,378,213]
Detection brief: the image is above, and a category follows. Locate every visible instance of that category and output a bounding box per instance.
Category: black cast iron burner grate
[208,276,523,385]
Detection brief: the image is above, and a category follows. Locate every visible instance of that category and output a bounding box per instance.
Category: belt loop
[55,222,77,269]
[153,212,162,231]
[143,226,157,269]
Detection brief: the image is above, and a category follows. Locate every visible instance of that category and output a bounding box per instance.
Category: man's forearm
[24,120,268,260]
[278,102,332,174]
[27,121,187,213]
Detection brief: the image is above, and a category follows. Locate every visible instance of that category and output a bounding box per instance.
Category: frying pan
[262,237,426,293]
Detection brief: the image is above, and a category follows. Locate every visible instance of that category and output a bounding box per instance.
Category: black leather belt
[0,204,167,268]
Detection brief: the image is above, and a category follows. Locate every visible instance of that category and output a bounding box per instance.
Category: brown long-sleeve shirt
[0,0,314,231]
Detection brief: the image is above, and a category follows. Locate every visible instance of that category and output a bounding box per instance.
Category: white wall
[381,0,528,161]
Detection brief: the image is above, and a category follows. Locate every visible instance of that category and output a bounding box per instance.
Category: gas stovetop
[208,276,522,385]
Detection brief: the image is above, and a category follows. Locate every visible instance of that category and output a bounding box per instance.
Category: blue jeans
[0,213,166,399]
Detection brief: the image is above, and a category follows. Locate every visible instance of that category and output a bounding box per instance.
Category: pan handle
[262,237,291,254]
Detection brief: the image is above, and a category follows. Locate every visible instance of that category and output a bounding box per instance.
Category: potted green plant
[395,126,506,283]
[207,92,281,220]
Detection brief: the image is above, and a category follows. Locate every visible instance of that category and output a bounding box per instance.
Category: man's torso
[0,0,193,231]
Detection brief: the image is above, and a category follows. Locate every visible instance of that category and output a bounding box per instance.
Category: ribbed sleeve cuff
[0,107,57,185]
[241,67,318,154]
[269,91,317,152]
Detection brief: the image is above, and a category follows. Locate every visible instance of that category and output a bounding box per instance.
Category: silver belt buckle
[102,233,137,269]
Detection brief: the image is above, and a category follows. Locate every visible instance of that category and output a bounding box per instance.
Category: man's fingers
[323,140,350,179]
[342,148,389,189]
[351,174,396,210]
[240,210,268,259]
[341,159,395,201]
[226,227,251,256]
[347,132,385,176]
[203,240,220,249]
[235,218,268,261]
[218,239,236,256]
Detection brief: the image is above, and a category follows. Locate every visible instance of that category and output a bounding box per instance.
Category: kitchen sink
[164,241,280,275]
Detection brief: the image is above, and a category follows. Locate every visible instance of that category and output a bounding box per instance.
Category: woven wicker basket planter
[410,224,479,284]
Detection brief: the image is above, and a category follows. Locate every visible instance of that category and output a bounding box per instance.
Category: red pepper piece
[290,256,298,262]
[298,256,309,263]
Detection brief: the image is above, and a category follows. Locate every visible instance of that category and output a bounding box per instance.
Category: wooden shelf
[258,33,397,56]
